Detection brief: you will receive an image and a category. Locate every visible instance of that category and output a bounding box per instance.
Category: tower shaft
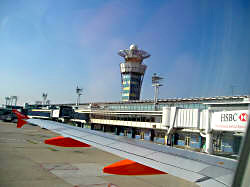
[120,62,147,101]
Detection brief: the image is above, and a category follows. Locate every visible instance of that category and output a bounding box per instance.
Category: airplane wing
[13,110,237,187]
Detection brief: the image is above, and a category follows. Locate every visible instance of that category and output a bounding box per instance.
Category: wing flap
[146,152,209,172]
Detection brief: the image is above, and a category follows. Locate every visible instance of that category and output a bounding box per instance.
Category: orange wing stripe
[44,136,91,147]
[103,159,167,175]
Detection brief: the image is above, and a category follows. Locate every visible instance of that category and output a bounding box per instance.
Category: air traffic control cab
[118,44,150,101]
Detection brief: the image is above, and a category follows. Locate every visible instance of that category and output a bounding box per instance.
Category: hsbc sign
[211,110,249,132]
[221,112,248,122]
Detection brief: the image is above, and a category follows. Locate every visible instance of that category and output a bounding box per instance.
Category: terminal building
[55,95,249,158]
[24,44,249,158]
[24,95,250,156]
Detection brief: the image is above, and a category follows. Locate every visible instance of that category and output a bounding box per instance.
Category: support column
[116,126,121,135]
[167,134,172,146]
[205,132,213,154]
[150,129,155,141]
[103,125,107,132]
[205,107,213,154]
[141,132,144,140]
[164,133,168,145]
[91,123,94,130]
[132,128,136,139]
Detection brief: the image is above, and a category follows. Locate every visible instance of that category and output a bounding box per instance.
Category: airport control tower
[118,44,150,101]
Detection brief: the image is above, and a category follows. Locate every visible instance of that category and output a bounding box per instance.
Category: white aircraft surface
[13,110,239,187]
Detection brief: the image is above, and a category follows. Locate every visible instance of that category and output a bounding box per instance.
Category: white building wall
[162,107,171,126]
[200,109,209,130]
[90,119,166,129]
[174,109,199,128]
[90,108,204,130]
[90,107,211,131]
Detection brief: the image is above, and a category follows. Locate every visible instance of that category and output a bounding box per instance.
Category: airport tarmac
[0,121,198,187]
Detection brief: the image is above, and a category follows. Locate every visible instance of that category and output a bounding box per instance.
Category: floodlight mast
[152,73,163,110]
[76,86,83,106]
[5,97,10,106]
[5,96,17,106]
[12,96,17,106]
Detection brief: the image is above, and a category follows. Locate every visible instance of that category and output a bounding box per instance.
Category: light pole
[5,97,10,106]
[152,73,163,110]
[11,96,17,106]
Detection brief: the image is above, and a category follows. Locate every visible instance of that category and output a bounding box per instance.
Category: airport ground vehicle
[51,105,74,122]
[27,105,74,122]
[0,109,17,122]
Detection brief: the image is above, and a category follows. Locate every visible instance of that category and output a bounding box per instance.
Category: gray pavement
[0,122,198,187]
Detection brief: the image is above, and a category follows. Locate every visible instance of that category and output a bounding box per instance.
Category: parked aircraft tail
[12,109,29,128]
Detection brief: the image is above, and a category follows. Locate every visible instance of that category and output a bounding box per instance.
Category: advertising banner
[211,110,249,132]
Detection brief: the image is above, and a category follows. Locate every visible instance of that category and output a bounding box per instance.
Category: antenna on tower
[76,86,83,106]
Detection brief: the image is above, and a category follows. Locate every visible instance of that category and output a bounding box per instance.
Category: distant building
[35,101,42,105]
[118,44,150,101]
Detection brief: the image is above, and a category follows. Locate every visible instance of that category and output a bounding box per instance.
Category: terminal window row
[107,103,208,111]
[91,114,162,123]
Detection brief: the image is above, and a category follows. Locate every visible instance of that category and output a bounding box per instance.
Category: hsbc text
[221,113,237,122]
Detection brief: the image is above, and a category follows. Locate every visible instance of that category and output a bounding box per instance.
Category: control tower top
[118,44,150,63]
[118,44,150,101]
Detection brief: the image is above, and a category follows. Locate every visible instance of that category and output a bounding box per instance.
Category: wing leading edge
[13,110,237,187]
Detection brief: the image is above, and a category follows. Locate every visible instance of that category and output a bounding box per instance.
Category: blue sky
[0,0,249,105]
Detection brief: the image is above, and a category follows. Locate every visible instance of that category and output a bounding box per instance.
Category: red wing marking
[44,136,91,147]
[103,159,167,175]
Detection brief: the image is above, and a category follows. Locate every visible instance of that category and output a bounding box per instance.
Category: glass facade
[121,73,142,101]
[106,103,208,111]
[91,113,162,123]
